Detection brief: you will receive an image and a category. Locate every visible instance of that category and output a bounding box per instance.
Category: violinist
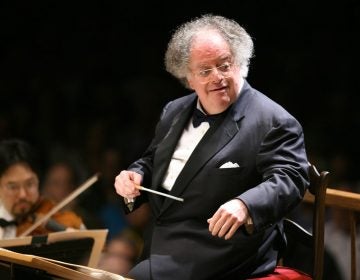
[0,138,86,239]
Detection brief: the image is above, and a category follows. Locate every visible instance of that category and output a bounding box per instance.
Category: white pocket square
[219,161,240,168]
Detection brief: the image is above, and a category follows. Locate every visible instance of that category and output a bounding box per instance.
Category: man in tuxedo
[114,14,309,280]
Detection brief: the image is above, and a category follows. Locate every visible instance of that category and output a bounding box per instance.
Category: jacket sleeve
[238,116,309,233]
[123,102,174,212]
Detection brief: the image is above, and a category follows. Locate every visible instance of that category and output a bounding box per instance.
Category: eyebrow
[4,177,37,185]
[197,56,232,69]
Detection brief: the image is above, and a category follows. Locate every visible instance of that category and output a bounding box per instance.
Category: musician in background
[42,161,79,211]
[98,228,143,276]
[0,138,85,239]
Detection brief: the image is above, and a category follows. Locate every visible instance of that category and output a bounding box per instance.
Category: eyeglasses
[192,62,233,84]
[2,180,38,196]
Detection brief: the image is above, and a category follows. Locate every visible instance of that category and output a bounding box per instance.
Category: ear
[187,76,195,90]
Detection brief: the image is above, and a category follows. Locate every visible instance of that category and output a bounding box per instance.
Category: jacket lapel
[159,107,245,214]
[151,100,195,210]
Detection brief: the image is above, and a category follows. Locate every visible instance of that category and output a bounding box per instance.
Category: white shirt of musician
[0,204,17,239]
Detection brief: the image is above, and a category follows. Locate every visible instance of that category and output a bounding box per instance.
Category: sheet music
[35,255,126,280]
[0,248,131,280]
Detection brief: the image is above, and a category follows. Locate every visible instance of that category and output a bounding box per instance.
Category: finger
[208,209,223,231]
[125,188,141,198]
[208,218,214,232]
[210,215,227,236]
[114,177,126,197]
[217,218,235,238]
[114,174,123,188]
[131,171,143,186]
[125,173,142,196]
[224,221,242,240]
[208,215,219,232]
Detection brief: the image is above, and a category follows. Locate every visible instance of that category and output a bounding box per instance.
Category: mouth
[13,201,32,214]
[210,85,228,92]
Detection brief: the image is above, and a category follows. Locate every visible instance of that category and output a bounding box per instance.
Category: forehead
[189,30,231,65]
[47,164,72,178]
[0,163,38,184]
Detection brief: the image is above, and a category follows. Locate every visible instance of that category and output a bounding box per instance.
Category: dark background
[1,1,359,186]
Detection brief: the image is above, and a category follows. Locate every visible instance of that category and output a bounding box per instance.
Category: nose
[18,186,27,198]
[209,67,224,83]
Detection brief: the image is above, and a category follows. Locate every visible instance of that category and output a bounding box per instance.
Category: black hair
[0,138,42,178]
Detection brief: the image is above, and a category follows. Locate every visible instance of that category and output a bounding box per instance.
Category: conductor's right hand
[114,170,142,200]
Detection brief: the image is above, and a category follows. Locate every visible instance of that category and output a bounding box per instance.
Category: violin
[16,197,84,237]
[16,174,98,237]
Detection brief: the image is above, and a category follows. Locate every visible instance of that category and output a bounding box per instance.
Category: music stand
[0,229,108,267]
[0,229,114,280]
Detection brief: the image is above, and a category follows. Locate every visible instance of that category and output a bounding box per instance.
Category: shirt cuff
[124,197,135,212]
[245,216,254,234]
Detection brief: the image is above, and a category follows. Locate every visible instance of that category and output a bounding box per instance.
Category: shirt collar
[0,204,15,221]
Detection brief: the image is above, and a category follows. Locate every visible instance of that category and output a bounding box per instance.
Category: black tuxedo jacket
[126,80,309,280]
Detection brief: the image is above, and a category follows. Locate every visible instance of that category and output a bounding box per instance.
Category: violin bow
[19,173,99,237]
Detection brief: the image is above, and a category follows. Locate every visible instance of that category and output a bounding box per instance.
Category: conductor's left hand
[207,199,250,240]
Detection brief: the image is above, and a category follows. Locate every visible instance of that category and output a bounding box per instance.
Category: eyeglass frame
[1,178,39,196]
[189,60,235,84]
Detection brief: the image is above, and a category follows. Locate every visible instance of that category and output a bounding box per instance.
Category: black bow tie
[192,108,224,128]
[0,218,17,228]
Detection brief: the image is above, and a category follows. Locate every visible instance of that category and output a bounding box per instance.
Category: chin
[216,90,232,101]
[13,203,32,218]
[218,96,232,107]
[14,208,30,217]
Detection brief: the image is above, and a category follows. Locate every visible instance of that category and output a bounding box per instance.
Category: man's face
[0,163,40,219]
[187,30,243,115]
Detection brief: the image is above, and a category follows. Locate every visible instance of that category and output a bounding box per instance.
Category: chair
[303,182,360,280]
[253,163,329,280]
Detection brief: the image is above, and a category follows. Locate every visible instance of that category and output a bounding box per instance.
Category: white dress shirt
[162,112,210,191]
[0,204,17,239]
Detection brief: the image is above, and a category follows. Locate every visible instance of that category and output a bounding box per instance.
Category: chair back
[308,164,329,280]
[304,171,360,280]
[251,163,329,280]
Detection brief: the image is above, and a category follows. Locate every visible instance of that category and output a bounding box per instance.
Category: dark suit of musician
[122,80,309,279]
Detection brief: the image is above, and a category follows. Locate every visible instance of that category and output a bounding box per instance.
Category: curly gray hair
[165,14,254,88]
